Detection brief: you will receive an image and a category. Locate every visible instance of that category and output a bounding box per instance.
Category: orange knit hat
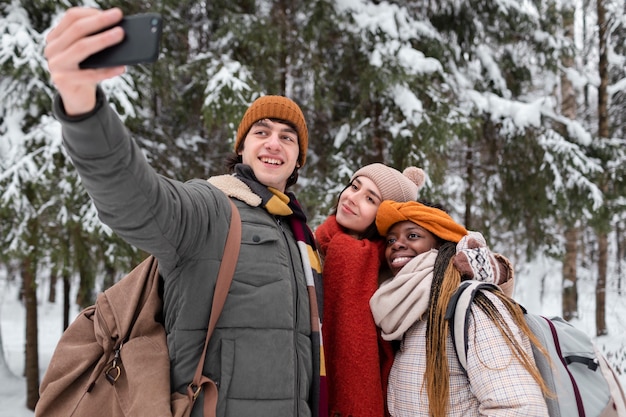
[376,200,468,243]
[235,95,308,166]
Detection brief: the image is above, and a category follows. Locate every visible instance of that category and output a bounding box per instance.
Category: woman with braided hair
[370,200,550,417]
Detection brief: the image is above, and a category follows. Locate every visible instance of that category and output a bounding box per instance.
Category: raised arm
[45,8,229,274]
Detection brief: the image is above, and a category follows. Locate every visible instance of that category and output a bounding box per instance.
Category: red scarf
[315,215,394,417]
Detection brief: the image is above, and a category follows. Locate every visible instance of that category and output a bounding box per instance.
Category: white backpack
[446,280,626,417]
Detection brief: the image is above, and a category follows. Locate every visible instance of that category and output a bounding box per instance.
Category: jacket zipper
[275,216,301,417]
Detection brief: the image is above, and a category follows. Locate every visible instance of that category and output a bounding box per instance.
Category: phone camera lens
[151,18,158,26]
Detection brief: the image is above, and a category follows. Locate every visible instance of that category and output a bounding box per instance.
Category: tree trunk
[617,222,623,296]
[103,262,116,290]
[22,255,40,410]
[63,232,71,330]
[48,269,57,303]
[464,146,474,229]
[63,268,71,331]
[560,1,578,321]
[0,305,8,375]
[562,227,578,320]
[72,224,95,309]
[582,0,591,123]
[595,0,609,337]
[596,235,608,336]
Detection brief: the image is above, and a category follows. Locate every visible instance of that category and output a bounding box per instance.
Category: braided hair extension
[471,290,553,398]
[424,244,553,417]
[425,242,459,417]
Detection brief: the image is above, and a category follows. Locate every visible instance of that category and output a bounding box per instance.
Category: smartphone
[79,13,163,69]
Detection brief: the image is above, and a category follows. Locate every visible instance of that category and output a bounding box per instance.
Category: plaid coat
[387,290,549,417]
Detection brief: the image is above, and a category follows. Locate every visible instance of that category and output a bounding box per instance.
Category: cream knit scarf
[369,250,438,341]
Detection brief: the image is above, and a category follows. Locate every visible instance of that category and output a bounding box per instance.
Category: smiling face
[238,119,300,192]
[384,221,440,275]
[335,176,383,237]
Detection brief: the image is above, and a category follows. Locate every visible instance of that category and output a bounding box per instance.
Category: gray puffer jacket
[54,90,313,417]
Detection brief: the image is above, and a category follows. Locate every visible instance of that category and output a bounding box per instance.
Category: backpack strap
[187,199,242,416]
[444,280,501,371]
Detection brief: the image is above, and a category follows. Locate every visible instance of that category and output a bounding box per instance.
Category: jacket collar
[207,174,262,206]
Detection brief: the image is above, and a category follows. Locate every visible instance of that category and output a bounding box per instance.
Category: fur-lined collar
[207,174,262,207]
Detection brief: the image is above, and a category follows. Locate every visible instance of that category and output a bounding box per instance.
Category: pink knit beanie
[351,163,426,202]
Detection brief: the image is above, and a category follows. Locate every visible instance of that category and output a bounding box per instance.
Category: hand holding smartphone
[79,13,163,69]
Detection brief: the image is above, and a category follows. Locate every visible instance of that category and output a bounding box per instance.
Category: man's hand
[44,7,126,115]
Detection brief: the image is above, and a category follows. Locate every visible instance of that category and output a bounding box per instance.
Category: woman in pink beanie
[314,163,426,417]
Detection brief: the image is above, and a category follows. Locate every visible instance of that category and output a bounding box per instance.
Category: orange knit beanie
[376,200,468,243]
[235,95,308,166]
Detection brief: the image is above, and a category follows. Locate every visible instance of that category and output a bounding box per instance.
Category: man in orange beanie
[44,7,323,416]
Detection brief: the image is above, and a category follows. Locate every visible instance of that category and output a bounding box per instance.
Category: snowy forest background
[1,0,625,412]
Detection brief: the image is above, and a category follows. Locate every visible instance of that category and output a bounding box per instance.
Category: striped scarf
[234,164,327,417]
